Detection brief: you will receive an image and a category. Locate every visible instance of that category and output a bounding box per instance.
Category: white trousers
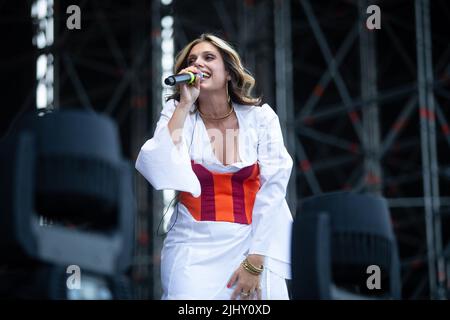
[161,244,289,300]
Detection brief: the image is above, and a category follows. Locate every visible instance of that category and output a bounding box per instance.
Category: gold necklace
[198,104,234,120]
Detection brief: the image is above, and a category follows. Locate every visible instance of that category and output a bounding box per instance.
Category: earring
[226,81,231,104]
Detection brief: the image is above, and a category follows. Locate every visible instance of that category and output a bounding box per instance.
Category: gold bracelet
[242,260,263,275]
[245,258,264,273]
[242,262,260,275]
[241,258,264,275]
[242,261,260,275]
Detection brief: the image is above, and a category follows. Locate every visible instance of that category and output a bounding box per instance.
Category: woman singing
[135,33,293,300]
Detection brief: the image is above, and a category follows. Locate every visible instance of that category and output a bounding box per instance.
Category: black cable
[157,109,198,237]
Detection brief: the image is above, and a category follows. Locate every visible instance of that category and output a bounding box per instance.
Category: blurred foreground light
[161,15,174,29]
[36,83,47,109]
[36,54,47,79]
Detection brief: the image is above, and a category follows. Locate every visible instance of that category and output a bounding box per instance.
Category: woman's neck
[197,92,231,118]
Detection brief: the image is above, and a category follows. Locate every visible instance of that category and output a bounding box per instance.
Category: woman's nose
[194,60,204,68]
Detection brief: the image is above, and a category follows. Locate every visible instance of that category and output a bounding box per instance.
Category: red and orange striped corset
[179,161,261,224]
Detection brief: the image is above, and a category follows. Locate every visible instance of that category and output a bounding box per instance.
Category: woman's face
[187,41,230,92]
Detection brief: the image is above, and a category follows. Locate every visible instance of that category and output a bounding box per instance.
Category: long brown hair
[166,33,261,106]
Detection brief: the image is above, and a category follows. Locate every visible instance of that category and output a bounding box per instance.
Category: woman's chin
[200,83,211,90]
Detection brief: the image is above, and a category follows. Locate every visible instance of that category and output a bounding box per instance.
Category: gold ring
[240,291,251,297]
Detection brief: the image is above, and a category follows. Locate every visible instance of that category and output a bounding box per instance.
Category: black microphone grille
[164,76,176,86]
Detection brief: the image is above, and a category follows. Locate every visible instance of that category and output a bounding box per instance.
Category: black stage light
[0,109,135,299]
[292,191,401,299]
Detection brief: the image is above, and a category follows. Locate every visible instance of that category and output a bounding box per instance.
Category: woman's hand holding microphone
[167,66,202,145]
[178,66,202,108]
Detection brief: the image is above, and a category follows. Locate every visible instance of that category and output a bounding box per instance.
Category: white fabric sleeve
[248,104,294,278]
[135,99,201,197]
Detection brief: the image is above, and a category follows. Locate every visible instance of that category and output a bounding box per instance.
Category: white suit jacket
[135,99,294,279]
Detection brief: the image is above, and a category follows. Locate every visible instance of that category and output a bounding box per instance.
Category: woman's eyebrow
[187,51,216,59]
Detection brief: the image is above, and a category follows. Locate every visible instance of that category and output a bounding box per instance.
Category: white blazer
[135,99,294,280]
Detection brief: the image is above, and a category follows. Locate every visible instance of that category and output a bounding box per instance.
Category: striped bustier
[179,161,261,224]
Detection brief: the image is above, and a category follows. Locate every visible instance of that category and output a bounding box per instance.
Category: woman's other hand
[227,255,264,300]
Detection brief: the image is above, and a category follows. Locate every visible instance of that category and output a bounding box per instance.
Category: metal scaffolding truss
[415,0,445,299]
[290,0,450,299]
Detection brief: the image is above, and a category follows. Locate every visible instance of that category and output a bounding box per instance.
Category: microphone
[164,71,203,86]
